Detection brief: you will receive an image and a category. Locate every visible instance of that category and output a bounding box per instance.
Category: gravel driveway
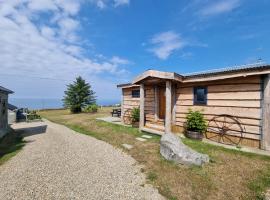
[0,120,164,200]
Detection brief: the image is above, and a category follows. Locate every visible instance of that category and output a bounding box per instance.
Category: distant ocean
[9,98,120,110]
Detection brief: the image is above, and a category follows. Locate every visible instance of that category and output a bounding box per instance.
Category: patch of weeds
[248,167,270,200]
[160,184,177,200]
[147,171,158,182]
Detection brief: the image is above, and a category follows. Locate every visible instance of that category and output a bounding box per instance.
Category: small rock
[160,132,209,166]
[136,137,147,142]
[141,135,152,139]
[122,144,133,150]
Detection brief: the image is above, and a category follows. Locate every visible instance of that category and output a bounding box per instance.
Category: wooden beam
[183,70,270,83]
[165,81,172,133]
[121,88,124,122]
[154,86,159,121]
[132,70,183,84]
[172,84,176,125]
[262,74,270,150]
[139,84,145,130]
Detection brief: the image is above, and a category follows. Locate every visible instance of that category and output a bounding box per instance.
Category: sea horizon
[9,98,120,110]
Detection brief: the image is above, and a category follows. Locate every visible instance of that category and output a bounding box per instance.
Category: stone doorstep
[121,144,133,150]
[141,135,152,139]
[136,137,147,142]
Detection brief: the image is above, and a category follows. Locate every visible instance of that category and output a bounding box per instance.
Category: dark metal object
[111,108,121,117]
[205,114,243,146]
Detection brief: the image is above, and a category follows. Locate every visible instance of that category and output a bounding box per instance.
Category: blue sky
[0,0,270,104]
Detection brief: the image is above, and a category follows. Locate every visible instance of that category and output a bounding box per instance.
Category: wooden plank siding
[122,87,140,124]
[174,75,262,146]
[144,86,156,124]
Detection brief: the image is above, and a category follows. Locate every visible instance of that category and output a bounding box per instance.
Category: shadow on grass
[0,129,25,165]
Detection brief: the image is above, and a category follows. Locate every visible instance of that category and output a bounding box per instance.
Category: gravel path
[0,120,164,200]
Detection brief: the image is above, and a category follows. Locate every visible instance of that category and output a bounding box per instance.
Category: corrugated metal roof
[117,62,270,87]
[183,62,270,78]
[0,86,14,94]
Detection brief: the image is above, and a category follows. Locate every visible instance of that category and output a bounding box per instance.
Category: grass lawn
[39,108,270,200]
[0,129,25,166]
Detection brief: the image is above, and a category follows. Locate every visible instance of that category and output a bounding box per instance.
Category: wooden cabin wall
[122,86,156,125]
[122,87,140,124]
[145,86,155,124]
[175,75,262,148]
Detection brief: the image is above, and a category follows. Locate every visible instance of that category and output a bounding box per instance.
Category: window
[194,87,207,105]
[132,90,140,98]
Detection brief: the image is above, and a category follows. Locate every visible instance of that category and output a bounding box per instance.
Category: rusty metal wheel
[205,114,243,146]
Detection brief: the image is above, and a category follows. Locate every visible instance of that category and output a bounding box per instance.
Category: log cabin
[117,63,270,150]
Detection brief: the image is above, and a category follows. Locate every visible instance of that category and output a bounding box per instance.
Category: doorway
[158,87,166,119]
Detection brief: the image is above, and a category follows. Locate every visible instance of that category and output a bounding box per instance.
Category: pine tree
[63,76,96,113]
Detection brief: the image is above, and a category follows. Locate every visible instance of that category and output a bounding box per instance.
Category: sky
[0,0,270,104]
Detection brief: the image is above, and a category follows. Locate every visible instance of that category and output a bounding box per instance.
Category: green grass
[248,167,270,200]
[147,171,158,182]
[182,137,270,161]
[0,130,25,165]
[39,109,270,200]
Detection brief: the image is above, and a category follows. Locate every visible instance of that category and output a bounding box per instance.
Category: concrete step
[145,123,165,131]
[141,127,164,136]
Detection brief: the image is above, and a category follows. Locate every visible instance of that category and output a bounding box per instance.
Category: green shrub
[186,109,207,133]
[27,110,41,120]
[84,104,98,113]
[131,107,140,122]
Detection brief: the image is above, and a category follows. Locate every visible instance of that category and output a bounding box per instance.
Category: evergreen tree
[63,76,96,113]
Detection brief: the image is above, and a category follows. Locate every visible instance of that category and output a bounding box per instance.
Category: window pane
[197,88,205,102]
[132,90,140,98]
[194,87,207,105]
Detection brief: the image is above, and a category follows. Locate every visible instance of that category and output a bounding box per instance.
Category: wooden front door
[159,88,166,119]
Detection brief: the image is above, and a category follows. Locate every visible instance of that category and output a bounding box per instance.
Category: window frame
[131,89,140,98]
[193,86,208,105]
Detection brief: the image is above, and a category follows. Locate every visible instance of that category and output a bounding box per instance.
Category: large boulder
[160,132,209,166]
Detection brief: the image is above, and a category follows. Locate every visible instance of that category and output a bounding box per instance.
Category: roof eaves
[0,86,14,94]
[183,63,270,78]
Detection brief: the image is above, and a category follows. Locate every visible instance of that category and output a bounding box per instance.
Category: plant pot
[132,121,139,128]
[185,130,203,140]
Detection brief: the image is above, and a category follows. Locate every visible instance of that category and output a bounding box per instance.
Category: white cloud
[27,0,58,12]
[96,0,106,9]
[90,0,130,9]
[149,31,186,60]
[199,0,240,17]
[0,0,130,100]
[114,0,130,7]
[110,56,130,65]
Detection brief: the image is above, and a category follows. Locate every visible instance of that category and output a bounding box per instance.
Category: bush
[84,104,98,113]
[186,109,207,133]
[27,110,41,121]
[131,107,140,122]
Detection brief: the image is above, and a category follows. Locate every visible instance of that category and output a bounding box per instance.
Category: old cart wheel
[205,115,243,146]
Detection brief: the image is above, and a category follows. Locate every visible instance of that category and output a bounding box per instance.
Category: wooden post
[121,89,124,123]
[262,74,270,150]
[172,84,176,125]
[139,84,145,131]
[154,86,159,121]
[165,80,172,133]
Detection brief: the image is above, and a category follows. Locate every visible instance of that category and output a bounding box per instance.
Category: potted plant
[185,109,207,140]
[131,107,140,128]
